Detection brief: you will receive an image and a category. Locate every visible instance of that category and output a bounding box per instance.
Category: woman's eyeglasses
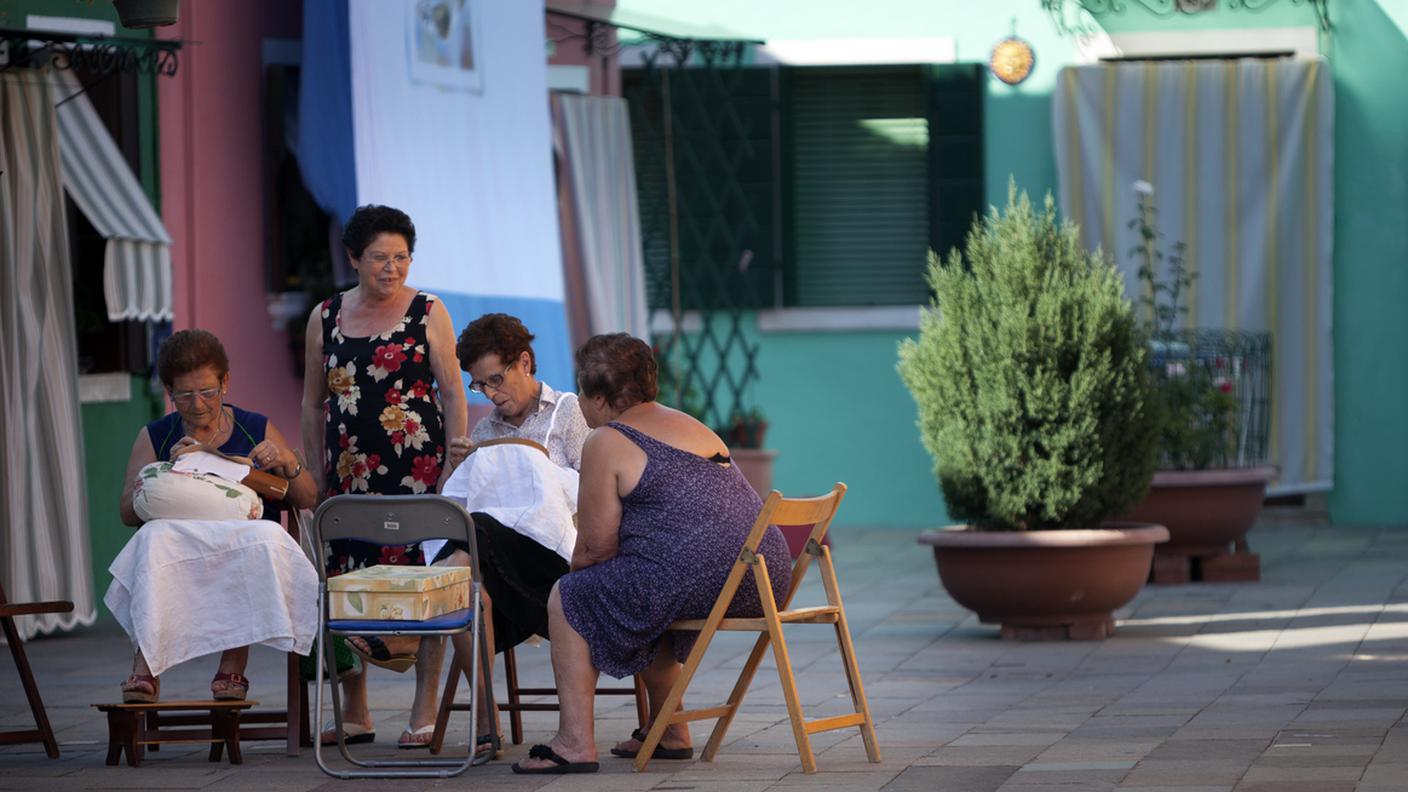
[170,387,221,405]
[361,253,412,267]
[468,362,515,394]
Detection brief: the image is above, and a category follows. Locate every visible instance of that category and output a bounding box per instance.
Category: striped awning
[48,72,173,322]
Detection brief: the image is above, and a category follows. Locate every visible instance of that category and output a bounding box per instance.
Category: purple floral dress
[558,422,792,678]
[320,290,446,574]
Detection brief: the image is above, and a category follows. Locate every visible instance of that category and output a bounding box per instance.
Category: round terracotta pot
[731,448,777,498]
[917,523,1169,640]
[1124,466,1276,552]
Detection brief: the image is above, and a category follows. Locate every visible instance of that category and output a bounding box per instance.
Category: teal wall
[626,0,1408,528]
[82,379,161,618]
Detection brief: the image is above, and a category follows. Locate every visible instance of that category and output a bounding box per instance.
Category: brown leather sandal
[210,671,250,701]
[121,673,159,703]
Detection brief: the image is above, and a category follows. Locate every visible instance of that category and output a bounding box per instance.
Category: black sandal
[511,744,599,774]
[609,727,695,760]
[346,635,417,673]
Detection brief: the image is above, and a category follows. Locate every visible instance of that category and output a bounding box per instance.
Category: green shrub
[897,187,1158,531]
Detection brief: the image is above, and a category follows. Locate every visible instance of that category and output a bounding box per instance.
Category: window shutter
[926,64,985,265]
[785,66,931,306]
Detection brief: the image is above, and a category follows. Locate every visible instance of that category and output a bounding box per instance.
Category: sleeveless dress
[320,290,446,575]
[145,404,281,522]
[557,422,792,678]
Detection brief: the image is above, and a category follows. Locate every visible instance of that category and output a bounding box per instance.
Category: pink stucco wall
[157,1,304,442]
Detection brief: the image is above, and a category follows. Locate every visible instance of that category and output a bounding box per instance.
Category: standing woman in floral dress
[300,204,468,748]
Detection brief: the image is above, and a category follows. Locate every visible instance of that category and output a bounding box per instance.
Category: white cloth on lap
[104,519,320,676]
[439,443,578,562]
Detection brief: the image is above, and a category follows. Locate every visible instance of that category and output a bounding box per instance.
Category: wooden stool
[92,700,255,767]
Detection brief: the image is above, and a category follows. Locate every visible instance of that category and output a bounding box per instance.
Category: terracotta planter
[1125,466,1275,552]
[731,448,776,498]
[918,523,1169,640]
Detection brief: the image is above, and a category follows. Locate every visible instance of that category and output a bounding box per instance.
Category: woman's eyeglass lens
[468,364,514,394]
[362,253,411,267]
[170,387,221,405]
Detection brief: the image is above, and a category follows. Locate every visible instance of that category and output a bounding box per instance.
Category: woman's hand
[446,436,473,472]
[169,435,203,459]
[249,439,299,478]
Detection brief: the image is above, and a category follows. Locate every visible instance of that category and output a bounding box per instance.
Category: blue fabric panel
[430,290,575,403]
[298,0,357,224]
[329,608,476,632]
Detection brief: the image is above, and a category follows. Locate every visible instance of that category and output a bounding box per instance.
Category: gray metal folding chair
[311,494,497,779]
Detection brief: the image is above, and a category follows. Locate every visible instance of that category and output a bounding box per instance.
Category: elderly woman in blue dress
[116,329,317,702]
[511,334,793,775]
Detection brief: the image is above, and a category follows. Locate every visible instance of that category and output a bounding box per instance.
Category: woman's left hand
[250,440,298,477]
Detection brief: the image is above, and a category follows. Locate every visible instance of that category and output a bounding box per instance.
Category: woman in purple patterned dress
[512,334,791,775]
[300,204,467,748]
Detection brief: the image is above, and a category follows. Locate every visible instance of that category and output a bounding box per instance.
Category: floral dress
[320,290,446,575]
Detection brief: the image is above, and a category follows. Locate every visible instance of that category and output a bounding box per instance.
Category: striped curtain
[1053,59,1334,493]
[0,71,97,638]
[553,93,651,341]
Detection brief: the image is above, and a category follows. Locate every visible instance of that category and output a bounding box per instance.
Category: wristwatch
[287,461,303,479]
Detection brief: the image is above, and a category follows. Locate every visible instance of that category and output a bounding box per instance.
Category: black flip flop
[347,635,417,673]
[511,744,599,774]
[609,728,695,760]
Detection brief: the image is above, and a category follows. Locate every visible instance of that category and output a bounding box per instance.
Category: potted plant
[718,406,777,500]
[899,186,1168,641]
[1122,181,1275,583]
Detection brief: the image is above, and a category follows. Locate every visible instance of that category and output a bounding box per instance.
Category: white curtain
[1053,58,1334,494]
[0,71,97,638]
[554,93,651,341]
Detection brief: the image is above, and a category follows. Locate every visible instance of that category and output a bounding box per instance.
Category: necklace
[183,406,229,447]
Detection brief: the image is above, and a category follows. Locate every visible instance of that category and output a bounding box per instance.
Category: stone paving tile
[7,520,1408,791]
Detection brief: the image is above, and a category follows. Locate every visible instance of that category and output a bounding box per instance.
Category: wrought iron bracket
[0,27,181,77]
[1045,0,1330,36]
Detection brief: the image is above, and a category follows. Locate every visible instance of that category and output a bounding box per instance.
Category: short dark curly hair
[157,329,229,388]
[342,204,416,259]
[575,334,658,411]
[456,313,537,374]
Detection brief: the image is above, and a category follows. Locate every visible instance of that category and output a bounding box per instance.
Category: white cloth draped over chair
[0,70,97,639]
[105,519,320,676]
[1053,58,1335,493]
[439,444,578,563]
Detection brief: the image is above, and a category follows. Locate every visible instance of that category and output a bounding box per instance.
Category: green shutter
[926,64,985,265]
[785,67,931,306]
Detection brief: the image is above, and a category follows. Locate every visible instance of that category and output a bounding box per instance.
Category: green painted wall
[627,0,1408,527]
[81,379,161,618]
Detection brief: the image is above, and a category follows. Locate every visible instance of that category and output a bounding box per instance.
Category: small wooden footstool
[93,700,256,767]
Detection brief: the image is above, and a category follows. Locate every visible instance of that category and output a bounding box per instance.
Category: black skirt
[436,513,569,652]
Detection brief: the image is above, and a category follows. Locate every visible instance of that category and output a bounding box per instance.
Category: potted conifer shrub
[1122,181,1276,583]
[899,187,1168,640]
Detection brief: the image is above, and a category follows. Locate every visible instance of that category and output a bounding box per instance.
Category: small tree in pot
[899,185,1167,640]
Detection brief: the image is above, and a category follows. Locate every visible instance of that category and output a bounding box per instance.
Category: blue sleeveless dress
[145,404,281,521]
[557,422,792,678]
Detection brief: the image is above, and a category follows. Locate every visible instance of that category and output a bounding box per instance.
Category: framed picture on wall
[407,0,484,92]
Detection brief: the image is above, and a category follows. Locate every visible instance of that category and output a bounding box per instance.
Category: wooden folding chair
[0,582,73,759]
[633,483,880,774]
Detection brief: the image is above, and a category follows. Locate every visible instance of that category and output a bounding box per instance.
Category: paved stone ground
[3,507,1406,791]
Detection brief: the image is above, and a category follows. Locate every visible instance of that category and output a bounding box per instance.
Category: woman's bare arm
[300,302,329,498]
[572,428,625,571]
[426,298,468,488]
[118,430,157,527]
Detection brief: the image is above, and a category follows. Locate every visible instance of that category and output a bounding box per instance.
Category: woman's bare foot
[611,723,691,755]
[512,735,597,772]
